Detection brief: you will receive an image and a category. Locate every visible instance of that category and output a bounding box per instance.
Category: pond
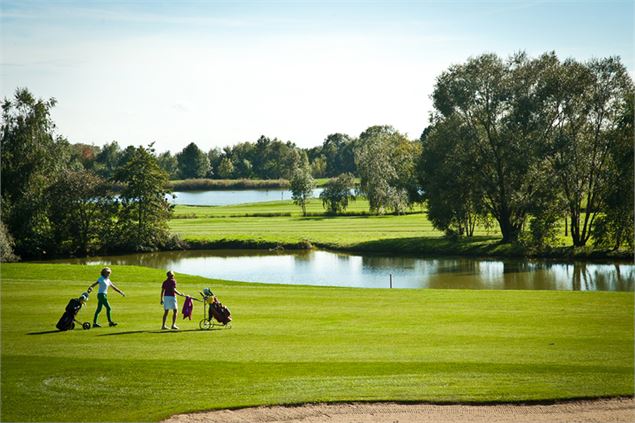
[171,188,324,206]
[48,249,634,291]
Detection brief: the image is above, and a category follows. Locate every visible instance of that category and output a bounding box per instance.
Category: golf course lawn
[2,263,633,422]
[169,200,604,257]
[170,200,505,251]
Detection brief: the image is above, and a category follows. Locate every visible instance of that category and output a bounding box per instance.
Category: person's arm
[110,282,125,297]
[87,280,99,293]
[160,287,165,305]
[174,289,186,297]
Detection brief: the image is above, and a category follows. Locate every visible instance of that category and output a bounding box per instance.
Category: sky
[1,0,633,153]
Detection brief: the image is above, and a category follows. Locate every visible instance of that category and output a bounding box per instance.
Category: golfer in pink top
[160,270,185,330]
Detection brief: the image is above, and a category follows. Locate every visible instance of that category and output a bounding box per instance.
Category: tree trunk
[497,205,521,243]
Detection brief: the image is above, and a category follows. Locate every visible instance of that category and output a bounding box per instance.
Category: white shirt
[97,276,112,294]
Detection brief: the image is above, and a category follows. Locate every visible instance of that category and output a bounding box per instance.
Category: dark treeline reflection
[44,250,634,291]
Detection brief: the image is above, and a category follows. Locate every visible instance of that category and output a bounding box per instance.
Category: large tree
[591,90,634,250]
[544,57,634,246]
[1,88,70,256]
[430,53,562,242]
[113,145,173,251]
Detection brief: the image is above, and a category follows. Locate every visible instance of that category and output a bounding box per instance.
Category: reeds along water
[168,178,290,191]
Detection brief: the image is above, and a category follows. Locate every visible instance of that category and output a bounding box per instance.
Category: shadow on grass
[97,328,225,336]
[317,235,511,257]
[27,330,66,335]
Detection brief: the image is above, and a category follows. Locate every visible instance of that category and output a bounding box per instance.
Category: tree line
[67,134,357,181]
[2,51,632,259]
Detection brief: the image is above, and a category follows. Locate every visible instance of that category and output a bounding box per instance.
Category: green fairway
[170,200,501,249]
[2,263,633,422]
[169,201,631,259]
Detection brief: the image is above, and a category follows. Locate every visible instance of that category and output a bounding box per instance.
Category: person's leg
[162,310,169,329]
[171,309,178,329]
[93,294,105,324]
[102,295,113,323]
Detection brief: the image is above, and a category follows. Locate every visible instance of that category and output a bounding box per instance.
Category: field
[2,263,633,422]
[170,199,510,252]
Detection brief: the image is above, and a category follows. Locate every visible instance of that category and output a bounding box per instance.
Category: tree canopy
[422,52,634,245]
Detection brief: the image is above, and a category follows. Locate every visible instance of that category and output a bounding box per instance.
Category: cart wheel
[199,319,212,330]
[223,321,232,329]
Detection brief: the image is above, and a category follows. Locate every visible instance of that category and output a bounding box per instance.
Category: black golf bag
[209,301,232,325]
[56,298,83,331]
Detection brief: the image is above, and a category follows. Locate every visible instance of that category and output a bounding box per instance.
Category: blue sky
[1,0,633,152]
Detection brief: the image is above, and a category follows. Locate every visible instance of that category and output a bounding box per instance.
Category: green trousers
[94,293,113,324]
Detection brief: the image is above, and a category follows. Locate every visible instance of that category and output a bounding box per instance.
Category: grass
[2,263,633,422]
[170,199,488,249]
[170,200,634,259]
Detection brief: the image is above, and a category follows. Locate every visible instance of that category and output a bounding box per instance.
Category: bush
[0,222,18,262]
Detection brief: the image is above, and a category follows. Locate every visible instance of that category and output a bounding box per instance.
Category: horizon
[1,0,633,153]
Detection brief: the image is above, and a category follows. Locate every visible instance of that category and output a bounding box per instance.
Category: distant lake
[47,249,635,291]
[171,188,324,206]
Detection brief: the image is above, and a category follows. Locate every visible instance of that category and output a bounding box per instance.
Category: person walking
[161,270,186,330]
[87,267,125,328]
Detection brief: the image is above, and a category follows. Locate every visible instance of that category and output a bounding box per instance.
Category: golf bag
[209,301,232,325]
[56,298,83,331]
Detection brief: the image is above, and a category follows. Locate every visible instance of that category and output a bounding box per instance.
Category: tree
[47,169,111,255]
[592,92,634,250]
[431,53,562,242]
[113,145,173,251]
[71,143,100,170]
[354,125,417,214]
[544,57,634,246]
[157,151,178,179]
[1,88,69,256]
[0,221,18,262]
[320,173,356,214]
[321,133,357,176]
[217,157,234,178]
[207,147,223,178]
[94,141,122,178]
[290,168,315,216]
[176,142,211,179]
[310,155,327,178]
[418,116,484,236]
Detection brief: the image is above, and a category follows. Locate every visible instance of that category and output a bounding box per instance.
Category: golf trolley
[198,291,232,330]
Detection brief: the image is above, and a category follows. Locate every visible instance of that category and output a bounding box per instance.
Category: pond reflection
[46,249,634,291]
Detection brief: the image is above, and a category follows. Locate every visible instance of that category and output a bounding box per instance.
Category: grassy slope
[2,263,633,422]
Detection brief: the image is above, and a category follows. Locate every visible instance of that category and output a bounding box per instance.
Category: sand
[163,397,635,423]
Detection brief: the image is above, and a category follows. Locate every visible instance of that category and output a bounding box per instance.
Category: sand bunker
[163,397,634,423]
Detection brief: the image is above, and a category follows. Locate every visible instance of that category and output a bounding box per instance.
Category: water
[48,249,634,291]
[171,188,324,206]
